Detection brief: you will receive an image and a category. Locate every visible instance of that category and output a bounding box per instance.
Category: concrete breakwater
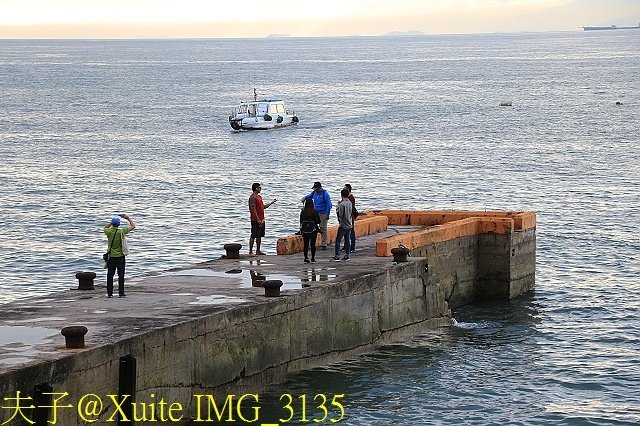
[0,210,535,425]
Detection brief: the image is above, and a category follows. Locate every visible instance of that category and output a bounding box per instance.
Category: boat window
[239,105,247,114]
[247,104,256,116]
[269,104,278,114]
[257,104,268,115]
[276,104,285,113]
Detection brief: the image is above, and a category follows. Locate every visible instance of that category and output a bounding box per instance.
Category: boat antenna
[253,88,257,102]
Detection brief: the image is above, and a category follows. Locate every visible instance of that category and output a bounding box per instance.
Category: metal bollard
[61,326,88,349]
[391,246,410,263]
[223,243,242,259]
[263,280,283,297]
[75,271,97,290]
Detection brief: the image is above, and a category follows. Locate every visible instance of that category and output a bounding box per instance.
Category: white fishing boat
[229,89,299,130]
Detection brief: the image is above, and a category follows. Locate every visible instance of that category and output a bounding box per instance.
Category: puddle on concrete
[8,317,67,324]
[189,295,248,305]
[163,268,304,290]
[0,325,59,346]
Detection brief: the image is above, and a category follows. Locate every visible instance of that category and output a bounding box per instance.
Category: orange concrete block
[376,218,479,257]
[513,212,536,230]
[476,217,514,234]
[375,216,517,257]
[354,214,389,236]
[370,209,536,230]
[276,215,388,255]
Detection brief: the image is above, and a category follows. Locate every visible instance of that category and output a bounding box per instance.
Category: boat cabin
[235,100,287,117]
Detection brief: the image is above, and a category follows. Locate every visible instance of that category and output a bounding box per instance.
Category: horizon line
[0,29,585,41]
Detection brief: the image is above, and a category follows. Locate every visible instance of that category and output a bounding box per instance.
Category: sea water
[1,32,638,424]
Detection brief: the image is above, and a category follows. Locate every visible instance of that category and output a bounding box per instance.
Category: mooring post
[391,246,410,263]
[75,271,97,290]
[61,326,88,349]
[263,280,283,297]
[223,243,242,259]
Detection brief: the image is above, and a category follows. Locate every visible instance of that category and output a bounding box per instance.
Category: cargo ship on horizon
[583,23,640,31]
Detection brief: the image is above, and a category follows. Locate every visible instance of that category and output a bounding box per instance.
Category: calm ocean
[1,32,638,424]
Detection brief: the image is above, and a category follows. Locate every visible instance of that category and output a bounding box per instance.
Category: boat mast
[254,88,257,102]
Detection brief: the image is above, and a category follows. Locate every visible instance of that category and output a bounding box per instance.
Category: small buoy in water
[615,101,623,105]
[499,101,512,107]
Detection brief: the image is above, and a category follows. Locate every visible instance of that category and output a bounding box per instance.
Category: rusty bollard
[61,326,88,349]
[223,243,242,259]
[391,246,410,263]
[75,271,97,290]
[263,280,283,297]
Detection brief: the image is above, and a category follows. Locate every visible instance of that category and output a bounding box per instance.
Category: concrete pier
[0,210,535,425]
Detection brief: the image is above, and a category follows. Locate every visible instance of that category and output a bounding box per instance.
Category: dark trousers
[335,227,352,256]
[107,256,126,296]
[349,226,356,250]
[303,231,318,260]
[342,224,356,250]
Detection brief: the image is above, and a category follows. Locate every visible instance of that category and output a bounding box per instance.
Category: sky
[0,0,638,38]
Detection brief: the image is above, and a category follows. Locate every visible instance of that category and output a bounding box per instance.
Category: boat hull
[229,115,299,130]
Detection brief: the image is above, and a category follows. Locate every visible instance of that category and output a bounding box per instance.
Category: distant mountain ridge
[384,30,426,36]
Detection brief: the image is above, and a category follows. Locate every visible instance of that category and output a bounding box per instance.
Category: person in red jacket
[249,182,276,255]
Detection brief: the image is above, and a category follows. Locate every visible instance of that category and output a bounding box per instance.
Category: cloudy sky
[0,0,638,38]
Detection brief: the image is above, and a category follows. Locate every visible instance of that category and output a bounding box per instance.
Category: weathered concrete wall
[373,210,536,308]
[0,261,448,425]
[406,230,535,308]
[410,235,478,309]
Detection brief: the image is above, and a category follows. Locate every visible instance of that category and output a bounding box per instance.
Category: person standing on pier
[104,214,135,298]
[249,182,276,256]
[343,184,358,252]
[334,188,353,261]
[301,181,332,250]
[300,198,321,263]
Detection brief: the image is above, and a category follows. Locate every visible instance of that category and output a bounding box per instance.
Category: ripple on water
[3,34,640,426]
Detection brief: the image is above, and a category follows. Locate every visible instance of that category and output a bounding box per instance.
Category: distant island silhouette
[266,34,291,38]
[384,30,426,36]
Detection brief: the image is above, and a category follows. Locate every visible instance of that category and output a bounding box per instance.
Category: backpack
[300,219,317,234]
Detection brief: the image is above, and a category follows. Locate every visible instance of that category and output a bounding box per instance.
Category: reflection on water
[163,268,305,290]
[238,260,275,267]
[301,269,337,283]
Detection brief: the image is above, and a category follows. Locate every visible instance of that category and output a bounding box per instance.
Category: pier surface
[0,226,414,370]
[0,210,535,425]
